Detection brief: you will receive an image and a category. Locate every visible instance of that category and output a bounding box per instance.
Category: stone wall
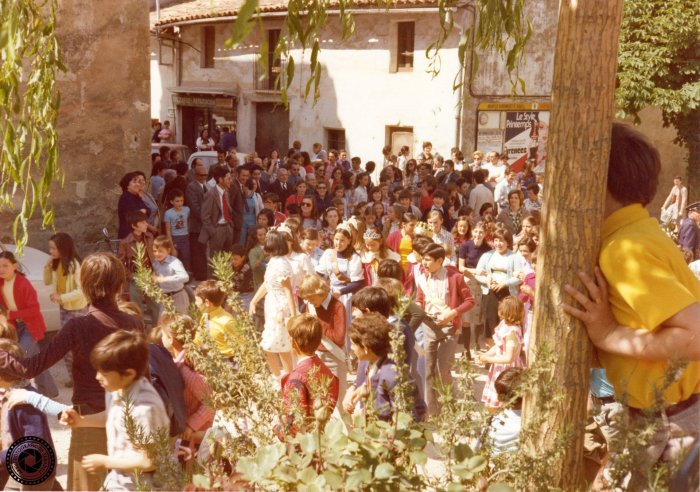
[1,0,151,252]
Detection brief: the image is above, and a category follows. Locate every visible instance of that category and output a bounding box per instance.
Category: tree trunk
[522,1,624,489]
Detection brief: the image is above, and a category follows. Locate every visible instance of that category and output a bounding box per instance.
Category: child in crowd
[118,210,160,325]
[44,232,88,387]
[257,209,274,228]
[281,314,339,434]
[163,188,191,271]
[230,244,254,311]
[152,235,190,315]
[360,226,400,286]
[320,206,341,250]
[63,330,169,491]
[194,280,241,359]
[382,204,404,238]
[484,367,523,454]
[476,296,525,412]
[344,312,424,421]
[298,274,347,405]
[246,225,268,291]
[158,314,214,444]
[386,212,418,272]
[451,216,472,250]
[0,339,60,491]
[0,251,59,398]
[262,192,287,226]
[415,244,474,416]
[300,229,324,270]
[249,230,297,376]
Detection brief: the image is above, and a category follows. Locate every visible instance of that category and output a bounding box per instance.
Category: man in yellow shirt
[193,280,242,358]
[564,123,700,486]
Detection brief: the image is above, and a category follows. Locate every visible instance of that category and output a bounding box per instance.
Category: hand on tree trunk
[562,268,618,349]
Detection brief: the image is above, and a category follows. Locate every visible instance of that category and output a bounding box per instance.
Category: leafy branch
[0,0,65,251]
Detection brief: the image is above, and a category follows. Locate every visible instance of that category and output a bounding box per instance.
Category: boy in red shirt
[281,314,339,434]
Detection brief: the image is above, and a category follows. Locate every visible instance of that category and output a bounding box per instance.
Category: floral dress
[261,256,293,353]
[481,321,524,409]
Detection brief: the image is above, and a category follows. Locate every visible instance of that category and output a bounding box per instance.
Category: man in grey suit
[199,165,234,260]
[186,160,209,280]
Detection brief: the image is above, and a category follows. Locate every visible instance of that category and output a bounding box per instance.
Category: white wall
[152,10,461,159]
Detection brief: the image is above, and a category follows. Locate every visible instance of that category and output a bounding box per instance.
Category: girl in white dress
[249,230,297,377]
[316,227,365,337]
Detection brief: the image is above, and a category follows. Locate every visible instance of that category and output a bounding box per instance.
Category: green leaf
[322,470,344,489]
[298,432,317,454]
[191,474,211,489]
[466,455,487,473]
[409,450,428,466]
[374,463,395,480]
[454,442,473,463]
[346,469,372,489]
[299,466,317,484]
[225,0,258,48]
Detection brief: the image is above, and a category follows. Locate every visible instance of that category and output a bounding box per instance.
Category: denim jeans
[16,320,59,398]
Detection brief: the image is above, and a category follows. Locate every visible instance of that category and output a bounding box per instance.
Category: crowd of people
[0,125,697,490]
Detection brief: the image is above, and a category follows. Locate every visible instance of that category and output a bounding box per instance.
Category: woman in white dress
[249,230,297,377]
[660,176,688,228]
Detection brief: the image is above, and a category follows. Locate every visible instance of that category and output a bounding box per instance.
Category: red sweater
[314,295,346,351]
[415,266,475,332]
[281,356,339,434]
[0,274,46,341]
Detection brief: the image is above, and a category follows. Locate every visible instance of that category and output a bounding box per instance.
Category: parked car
[151,143,191,164]
[0,244,60,333]
[187,150,250,173]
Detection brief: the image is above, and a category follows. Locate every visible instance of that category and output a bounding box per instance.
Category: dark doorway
[255,103,289,158]
[181,106,213,152]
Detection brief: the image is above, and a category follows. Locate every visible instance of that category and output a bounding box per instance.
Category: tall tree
[616,0,700,199]
[522,0,624,488]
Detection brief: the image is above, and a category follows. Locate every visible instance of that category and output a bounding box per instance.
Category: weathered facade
[151,1,464,162]
[0,0,152,249]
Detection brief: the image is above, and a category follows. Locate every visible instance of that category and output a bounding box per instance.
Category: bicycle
[89,227,121,254]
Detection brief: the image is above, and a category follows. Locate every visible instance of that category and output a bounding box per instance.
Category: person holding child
[476,295,525,412]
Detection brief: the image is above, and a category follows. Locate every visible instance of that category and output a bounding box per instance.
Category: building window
[327,128,346,152]
[396,22,415,71]
[202,26,215,68]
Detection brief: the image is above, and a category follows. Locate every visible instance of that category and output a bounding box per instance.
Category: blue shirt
[589,368,615,399]
[164,206,190,236]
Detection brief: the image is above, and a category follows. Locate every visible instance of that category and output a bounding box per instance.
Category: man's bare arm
[563,269,700,361]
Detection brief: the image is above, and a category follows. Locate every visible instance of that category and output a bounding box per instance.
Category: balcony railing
[253,56,287,92]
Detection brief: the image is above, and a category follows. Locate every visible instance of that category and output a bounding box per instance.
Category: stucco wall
[5,0,152,250]
[153,11,461,160]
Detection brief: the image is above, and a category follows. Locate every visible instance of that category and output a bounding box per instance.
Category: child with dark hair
[62,330,169,491]
[230,244,254,310]
[163,188,191,270]
[152,235,190,315]
[281,314,339,434]
[0,339,60,490]
[344,313,424,422]
[416,244,474,416]
[118,210,159,325]
[482,367,523,455]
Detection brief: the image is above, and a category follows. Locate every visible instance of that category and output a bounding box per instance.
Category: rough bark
[522,1,624,489]
[685,109,700,203]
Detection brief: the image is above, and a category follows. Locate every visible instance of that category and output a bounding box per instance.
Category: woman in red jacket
[0,251,58,397]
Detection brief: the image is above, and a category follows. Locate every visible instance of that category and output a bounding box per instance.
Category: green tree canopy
[616,0,700,190]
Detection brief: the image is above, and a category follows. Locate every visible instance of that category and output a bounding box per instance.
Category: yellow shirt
[399,234,413,271]
[201,306,242,358]
[55,263,68,297]
[599,204,700,409]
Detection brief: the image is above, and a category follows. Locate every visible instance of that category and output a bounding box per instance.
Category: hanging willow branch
[0,0,65,251]
[226,0,531,106]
